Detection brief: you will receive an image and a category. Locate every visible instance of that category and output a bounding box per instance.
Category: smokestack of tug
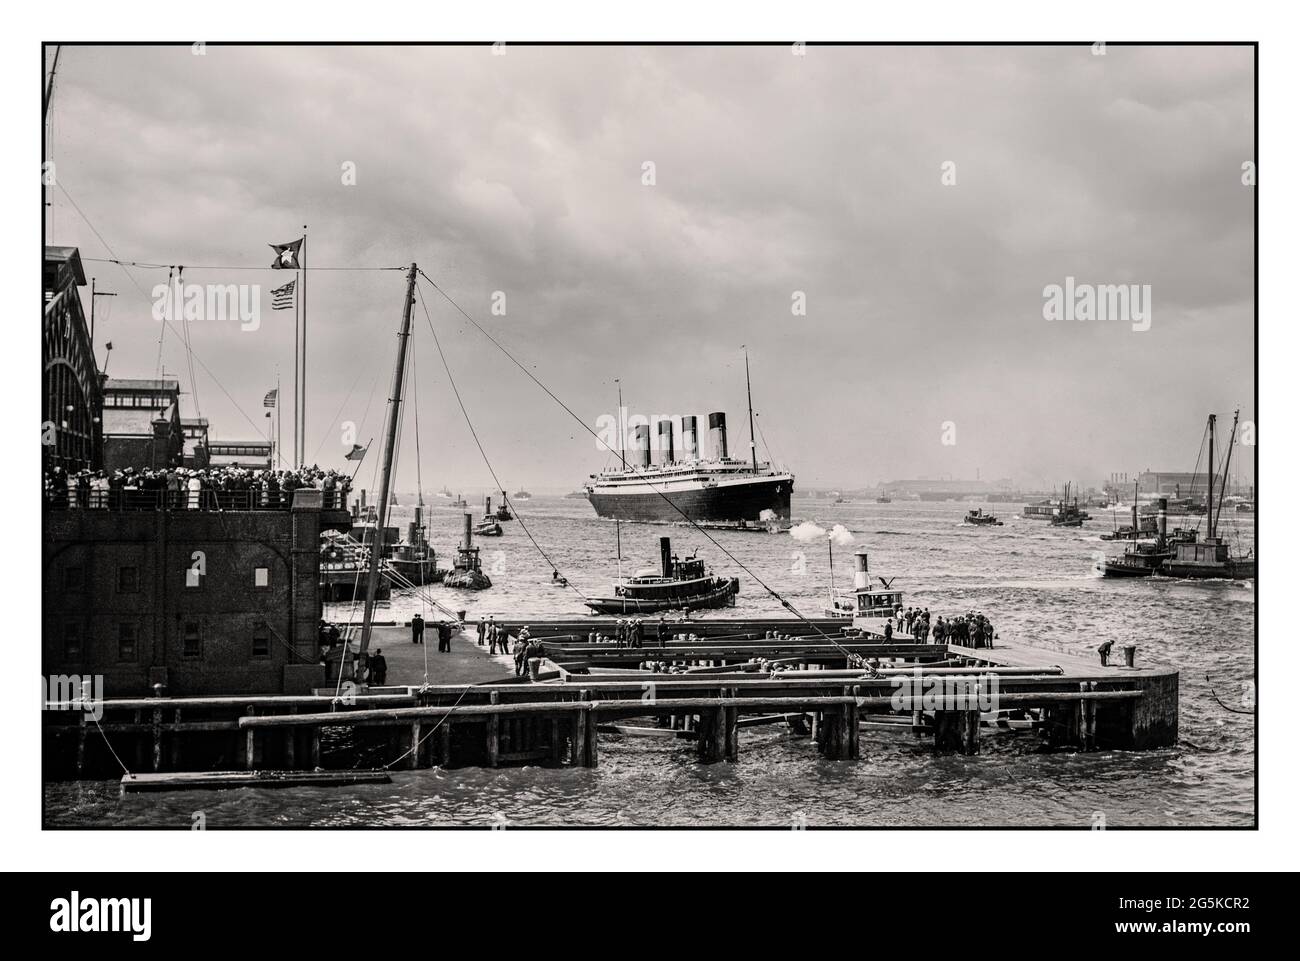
[485,495,492,516]
[709,412,728,460]
[655,419,674,465]
[660,536,673,578]
[632,423,651,468]
[1157,497,1168,548]
[853,549,870,590]
[462,511,473,549]
[681,415,700,460]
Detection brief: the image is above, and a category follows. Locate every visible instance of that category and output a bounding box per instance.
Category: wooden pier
[43,621,1178,787]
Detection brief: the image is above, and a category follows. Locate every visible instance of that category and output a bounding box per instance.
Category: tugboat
[436,485,453,499]
[1098,498,1180,577]
[511,489,532,501]
[1049,483,1090,527]
[320,533,391,601]
[495,491,514,521]
[845,550,905,631]
[1100,482,1158,541]
[475,495,503,536]
[1158,411,1256,580]
[444,512,493,590]
[450,493,468,508]
[582,536,739,614]
[386,504,446,585]
[875,494,893,503]
[963,508,1002,526]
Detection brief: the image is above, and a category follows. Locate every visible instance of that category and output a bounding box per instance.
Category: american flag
[271,278,296,310]
[263,389,278,408]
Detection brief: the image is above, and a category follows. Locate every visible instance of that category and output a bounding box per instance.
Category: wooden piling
[152,706,163,772]
[487,692,500,768]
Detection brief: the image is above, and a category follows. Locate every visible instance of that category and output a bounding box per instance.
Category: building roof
[104,378,180,392]
[44,246,86,287]
[102,409,163,437]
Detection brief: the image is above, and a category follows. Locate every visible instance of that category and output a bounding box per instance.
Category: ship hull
[587,476,792,523]
[583,579,739,615]
[1160,560,1256,580]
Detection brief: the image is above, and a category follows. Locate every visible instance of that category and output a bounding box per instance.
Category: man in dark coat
[411,613,424,645]
[370,648,388,685]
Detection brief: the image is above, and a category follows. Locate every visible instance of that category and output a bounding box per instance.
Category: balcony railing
[44,488,349,512]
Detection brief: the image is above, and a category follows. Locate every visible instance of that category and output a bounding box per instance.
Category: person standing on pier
[883,619,893,641]
[477,617,486,647]
[438,621,452,653]
[370,648,388,685]
[411,613,425,645]
[657,616,668,645]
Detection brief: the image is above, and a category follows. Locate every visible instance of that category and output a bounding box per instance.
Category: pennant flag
[270,278,296,309]
[269,238,303,269]
[263,388,278,408]
[344,442,369,462]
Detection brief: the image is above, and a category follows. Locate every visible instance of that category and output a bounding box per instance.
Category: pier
[42,619,1178,788]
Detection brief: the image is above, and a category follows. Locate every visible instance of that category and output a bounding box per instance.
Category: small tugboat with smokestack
[494,491,514,521]
[386,503,446,585]
[1097,498,1181,577]
[474,495,504,537]
[444,510,493,590]
[963,508,1002,526]
[826,549,904,628]
[582,536,739,614]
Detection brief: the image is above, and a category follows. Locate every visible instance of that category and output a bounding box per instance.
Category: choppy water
[46,496,1255,827]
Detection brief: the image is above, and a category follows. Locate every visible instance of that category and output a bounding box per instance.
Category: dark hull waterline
[587,477,791,523]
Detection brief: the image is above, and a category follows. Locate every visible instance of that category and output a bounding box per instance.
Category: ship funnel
[485,495,492,516]
[1157,496,1168,547]
[660,536,673,578]
[681,415,700,460]
[655,418,675,465]
[709,411,729,460]
[462,511,473,549]
[853,548,870,590]
[631,422,651,468]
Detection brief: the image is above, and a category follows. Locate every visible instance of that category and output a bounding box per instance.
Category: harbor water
[45,496,1255,827]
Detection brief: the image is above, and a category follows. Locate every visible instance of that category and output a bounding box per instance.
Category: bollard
[528,657,541,682]
[1122,644,1137,668]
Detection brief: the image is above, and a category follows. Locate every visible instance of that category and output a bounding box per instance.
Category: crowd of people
[473,617,547,676]
[885,605,996,648]
[43,464,352,511]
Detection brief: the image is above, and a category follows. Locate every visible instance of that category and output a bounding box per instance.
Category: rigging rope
[414,269,866,665]
[413,279,591,604]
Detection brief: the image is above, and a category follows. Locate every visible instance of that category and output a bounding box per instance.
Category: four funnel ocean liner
[585,410,794,523]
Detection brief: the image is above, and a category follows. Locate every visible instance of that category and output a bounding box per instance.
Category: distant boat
[875,495,892,503]
[450,494,468,508]
[564,490,589,499]
[963,508,1002,527]
[436,486,453,499]
[512,489,532,500]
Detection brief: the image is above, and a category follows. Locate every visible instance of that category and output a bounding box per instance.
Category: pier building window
[118,624,137,661]
[63,622,81,658]
[62,565,83,591]
[251,635,270,658]
[117,565,139,593]
[182,622,203,658]
[253,566,269,589]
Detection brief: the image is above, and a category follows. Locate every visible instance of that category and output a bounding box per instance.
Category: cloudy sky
[45,44,1255,492]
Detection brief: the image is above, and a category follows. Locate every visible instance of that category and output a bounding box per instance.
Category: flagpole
[276,368,283,469]
[299,225,308,468]
[292,265,300,469]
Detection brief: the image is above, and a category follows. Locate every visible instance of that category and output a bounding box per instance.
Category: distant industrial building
[43,246,103,471]
[101,378,183,471]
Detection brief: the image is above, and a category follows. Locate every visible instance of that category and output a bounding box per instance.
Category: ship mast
[616,378,626,470]
[1215,409,1240,535]
[359,263,418,661]
[1207,413,1216,540]
[744,346,758,474]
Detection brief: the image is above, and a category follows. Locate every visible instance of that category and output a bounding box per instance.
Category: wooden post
[440,721,453,768]
[487,691,500,768]
[961,709,980,755]
[696,706,725,763]
[584,700,599,768]
[724,689,739,762]
[310,728,321,770]
[847,686,861,760]
[284,707,296,769]
[409,721,421,769]
[933,710,963,752]
[76,711,87,776]
[1081,682,1097,751]
[152,706,163,772]
[170,708,182,768]
[550,717,563,766]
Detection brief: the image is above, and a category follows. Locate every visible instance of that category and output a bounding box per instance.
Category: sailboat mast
[827,534,835,608]
[1215,410,1240,534]
[744,347,758,474]
[1207,414,1216,540]
[359,263,419,659]
[616,379,626,470]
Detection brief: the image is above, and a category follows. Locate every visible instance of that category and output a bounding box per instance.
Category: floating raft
[120,769,392,794]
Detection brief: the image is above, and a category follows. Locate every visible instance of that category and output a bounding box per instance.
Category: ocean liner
[585,410,794,523]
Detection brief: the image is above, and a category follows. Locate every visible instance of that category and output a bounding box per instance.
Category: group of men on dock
[886,606,996,648]
[43,465,352,511]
